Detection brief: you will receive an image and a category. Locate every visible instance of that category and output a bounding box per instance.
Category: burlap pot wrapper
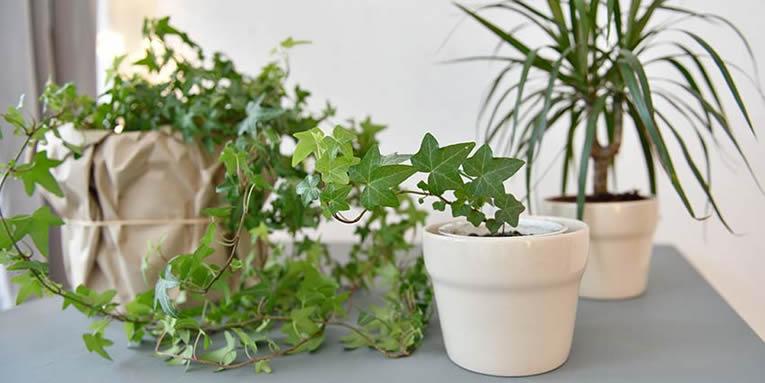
[37,126,229,303]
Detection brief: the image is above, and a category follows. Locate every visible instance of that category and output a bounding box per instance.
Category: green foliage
[14,151,63,197]
[459,0,762,226]
[293,131,526,233]
[0,17,436,374]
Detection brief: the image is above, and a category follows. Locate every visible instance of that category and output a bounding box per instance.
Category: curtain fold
[0,0,97,309]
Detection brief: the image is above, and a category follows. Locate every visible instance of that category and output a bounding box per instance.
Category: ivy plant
[0,18,434,373]
[293,130,527,234]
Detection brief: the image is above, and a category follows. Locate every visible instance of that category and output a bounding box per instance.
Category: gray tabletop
[1,245,763,382]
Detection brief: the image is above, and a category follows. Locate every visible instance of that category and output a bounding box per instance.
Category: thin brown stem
[333,210,368,224]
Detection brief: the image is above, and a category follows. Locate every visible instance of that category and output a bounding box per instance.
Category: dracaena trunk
[593,157,609,195]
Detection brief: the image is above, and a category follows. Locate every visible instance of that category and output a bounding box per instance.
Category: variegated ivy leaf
[154,266,179,317]
[237,95,285,137]
[296,174,320,206]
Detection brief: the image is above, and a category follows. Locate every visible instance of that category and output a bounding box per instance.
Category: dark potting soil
[468,231,525,238]
[548,190,646,203]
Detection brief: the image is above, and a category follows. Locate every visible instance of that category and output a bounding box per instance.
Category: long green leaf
[656,111,730,230]
[630,108,657,194]
[659,5,761,87]
[546,0,571,50]
[682,31,755,135]
[608,0,624,45]
[618,56,700,218]
[456,3,581,89]
[525,51,565,190]
[561,108,582,195]
[660,57,713,133]
[658,78,764,193]
[513,49,539,146]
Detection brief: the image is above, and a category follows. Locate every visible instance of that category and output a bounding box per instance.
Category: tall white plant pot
[423,217,589,377]
[542,198,659,300]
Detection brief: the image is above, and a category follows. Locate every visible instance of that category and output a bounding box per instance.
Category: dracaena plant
[0,18,435,373]
[458,0,761,226]
[292,129,527,235]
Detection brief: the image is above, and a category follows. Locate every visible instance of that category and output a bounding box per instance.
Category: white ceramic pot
[542,198,658,300]
[423,217,589,377]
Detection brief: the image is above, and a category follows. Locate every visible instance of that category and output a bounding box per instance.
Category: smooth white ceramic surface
[437,218,566,238]
[423,217,589,377]
[542,198,659,300]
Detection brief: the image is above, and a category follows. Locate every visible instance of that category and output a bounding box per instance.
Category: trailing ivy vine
[0,18,434,373]
[0,17,527,373]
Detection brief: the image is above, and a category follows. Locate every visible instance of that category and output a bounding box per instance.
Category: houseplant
[0,19,435,373]
[458,1,761,299]
[293,130,590,376]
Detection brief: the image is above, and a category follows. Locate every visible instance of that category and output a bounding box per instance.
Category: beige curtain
[0,0,97,309]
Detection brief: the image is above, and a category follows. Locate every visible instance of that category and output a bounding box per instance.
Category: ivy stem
[0,127,148,324]
[332,210,367,224]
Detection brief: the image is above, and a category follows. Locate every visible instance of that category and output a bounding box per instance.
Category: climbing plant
[0,18,434,373]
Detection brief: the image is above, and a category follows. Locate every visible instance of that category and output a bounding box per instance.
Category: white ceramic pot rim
[425,216,588,244]
[544,195,656,208]
[437,218,566,238]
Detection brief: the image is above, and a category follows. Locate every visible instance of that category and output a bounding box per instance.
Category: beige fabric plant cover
[37,126,228,303]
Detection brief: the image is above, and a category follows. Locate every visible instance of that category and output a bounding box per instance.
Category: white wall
[105,0,765,339]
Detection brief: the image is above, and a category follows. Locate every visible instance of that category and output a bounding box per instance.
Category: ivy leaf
[450,202,485,226]
[14,151,63,197]
[315,152,359,185]
[320,183,352,217]
[238,95,284,137]
[200,331,237,366]
[82,332,114,361]
[340,331,368,349]
[411,133,475,194]
[280,36,312,49]
[254,359,272,374]
[360,165,416,209]
[463,144,524,198]
[219,144,255,181]
[11,273,43,304]
[154,266,179,317]
[9,206,64,257]
[250,222,270,241]
[493,193,525,228]
[380,153,411,165]
[292,128,325,166]
[349,144,382,184]
[296,174,320,206]
[485,219,503,234]
[3,96,26,134]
